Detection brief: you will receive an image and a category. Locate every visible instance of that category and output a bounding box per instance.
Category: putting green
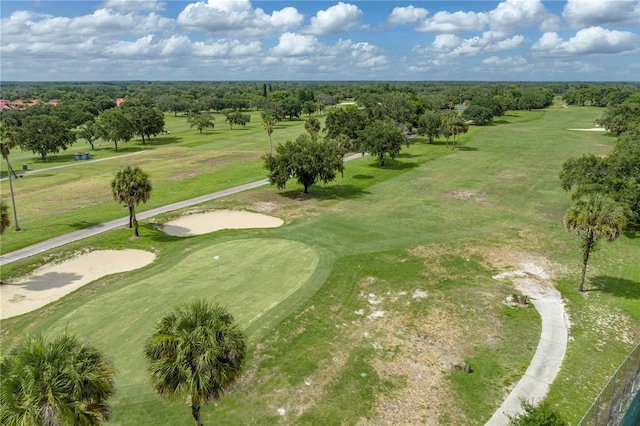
[41,238,319,405]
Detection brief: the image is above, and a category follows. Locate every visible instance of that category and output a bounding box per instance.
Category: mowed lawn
[1,102,639,424]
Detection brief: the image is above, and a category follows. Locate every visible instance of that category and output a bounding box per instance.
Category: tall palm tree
[261,110,278,154]
[1,122,20,231]
[0,332,116,426]
[111,165,152,236]
[450,116,469,150]
[144,300,246,426]
[564,194,628,291]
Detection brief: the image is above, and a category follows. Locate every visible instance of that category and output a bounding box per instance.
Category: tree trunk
[191,401,201,426]
[5,157,20,231]
[128,205,134,228]
[114,141,119,151]
[579,236,593,292]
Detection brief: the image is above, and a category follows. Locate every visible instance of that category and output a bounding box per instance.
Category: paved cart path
[485,294,568,424]
[0,153,364,265]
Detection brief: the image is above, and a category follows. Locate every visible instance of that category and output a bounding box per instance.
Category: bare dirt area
[353,273,471,425]
[443,189,490,205]
[0,250,155,319]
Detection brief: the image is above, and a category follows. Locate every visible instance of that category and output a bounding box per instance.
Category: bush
[508,400,567,426]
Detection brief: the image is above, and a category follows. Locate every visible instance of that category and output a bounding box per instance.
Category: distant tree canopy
[595,102,640,135]
[263,133,344,194]
[224,111,251,129]
[96,108,134,151]
[324,105,368,141]
[187,112,215,134]
[463,104,494,125]
[17,115,76,160]
[561,105,640,223]
[357,119,406,167]
[125,106,165,144]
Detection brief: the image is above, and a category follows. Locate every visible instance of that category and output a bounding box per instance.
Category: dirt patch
[359,294,469,425]
[443,189,489,205]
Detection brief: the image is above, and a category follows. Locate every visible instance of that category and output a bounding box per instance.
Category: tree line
[561,98,639,291]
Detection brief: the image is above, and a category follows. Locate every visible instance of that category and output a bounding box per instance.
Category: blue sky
[1,0,639,81]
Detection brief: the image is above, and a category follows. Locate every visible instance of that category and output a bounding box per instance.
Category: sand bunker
[1,250,155,319]
[569,127,606,131]
[162,210,284,237]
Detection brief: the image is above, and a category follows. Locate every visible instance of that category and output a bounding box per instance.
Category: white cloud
[533,27,639,55]
[431,34,462,52]
[450,32,524,56]
[0,9,173,45]
[488,0,553,32]
[177,0,303,37]
[563,0,640,29]
[271,33,320,56]
[413,0,560,35]
[482,55,527,66]
[305,2,362,35]
[102,0,165,12]
[532,32,564,52]
[105,35,157,56]
[160,35,192,56]
[416,10,489,33]
[192,39,260,57]
[426,31,524,57]
[387,6,428,26]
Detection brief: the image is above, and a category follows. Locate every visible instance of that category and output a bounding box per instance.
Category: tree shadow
[396,152,418,159]
[144,136,183,146]
[16,271,83,291]
[492,119,511,125]
[279,184,369,201]
[68,220,102,230]
[457,146,479,151]
[366,159,418,171]
[352,174,373,180]
[622,224,639,240]
[590,275,640,300]
[31,153,78,164]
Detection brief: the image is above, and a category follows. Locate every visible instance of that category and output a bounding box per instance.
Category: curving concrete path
[485,294,569,424]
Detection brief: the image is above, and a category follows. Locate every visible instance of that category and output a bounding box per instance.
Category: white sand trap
[162,210,284,237]
[1,250,155,319]
[569,127,606,131]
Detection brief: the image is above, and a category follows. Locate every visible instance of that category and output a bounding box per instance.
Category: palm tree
[450,116,469,150]
[1,122,20,231]
[261,110,278,154]
[111,166,152,236]
[564,194,628,291]
[144,300,246,426]
[0,332,116,426]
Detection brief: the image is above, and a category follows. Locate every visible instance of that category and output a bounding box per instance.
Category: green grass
[1,102,639,424]
[0,112,311,254]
